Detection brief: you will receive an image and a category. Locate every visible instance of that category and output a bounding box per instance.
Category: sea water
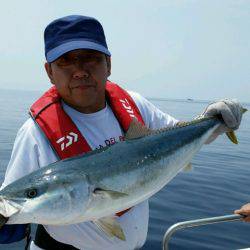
[0,89,249,250]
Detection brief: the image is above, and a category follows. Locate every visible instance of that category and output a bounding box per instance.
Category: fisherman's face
[45,49,111,113]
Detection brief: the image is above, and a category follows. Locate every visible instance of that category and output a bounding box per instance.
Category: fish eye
[26,189,37,199]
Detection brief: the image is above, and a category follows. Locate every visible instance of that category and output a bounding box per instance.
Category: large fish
[0,109,247,240]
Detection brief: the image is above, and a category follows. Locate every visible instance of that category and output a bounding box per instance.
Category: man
[0,15,243,250]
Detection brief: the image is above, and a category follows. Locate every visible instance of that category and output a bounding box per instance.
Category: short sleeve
[128,91,179,129]
[1,118,57,188]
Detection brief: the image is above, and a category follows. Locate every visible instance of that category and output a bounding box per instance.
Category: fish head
[0,167,91,225]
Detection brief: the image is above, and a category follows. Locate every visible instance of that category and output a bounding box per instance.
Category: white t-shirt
[2,91,178,250]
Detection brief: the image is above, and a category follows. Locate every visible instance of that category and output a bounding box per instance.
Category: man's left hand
[234,203,250,223]
[198,99,243,143]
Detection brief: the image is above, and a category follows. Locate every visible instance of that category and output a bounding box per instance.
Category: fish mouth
[0,197,22,227]
[0,214,8,228]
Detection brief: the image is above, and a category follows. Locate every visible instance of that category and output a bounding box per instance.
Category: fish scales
[82,118,219,214]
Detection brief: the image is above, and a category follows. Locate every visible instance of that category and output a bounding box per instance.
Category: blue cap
[44,15,111,63]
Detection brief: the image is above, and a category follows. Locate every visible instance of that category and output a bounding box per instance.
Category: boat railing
[162,214,244,250]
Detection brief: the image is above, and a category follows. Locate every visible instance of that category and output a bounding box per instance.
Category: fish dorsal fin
[125,118,152,140]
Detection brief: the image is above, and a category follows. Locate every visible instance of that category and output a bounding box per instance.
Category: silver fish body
[0,117,222,228]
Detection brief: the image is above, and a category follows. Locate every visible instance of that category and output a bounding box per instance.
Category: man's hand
[197,99,243,144]
[234,203,250,223]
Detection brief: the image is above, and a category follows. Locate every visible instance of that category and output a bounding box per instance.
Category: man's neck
[62,100,106,114]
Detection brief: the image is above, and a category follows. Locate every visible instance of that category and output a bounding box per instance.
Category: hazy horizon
[0,0,249,102]
[1,87,250,105]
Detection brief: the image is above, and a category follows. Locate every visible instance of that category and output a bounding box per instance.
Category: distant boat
[187,98,194,101]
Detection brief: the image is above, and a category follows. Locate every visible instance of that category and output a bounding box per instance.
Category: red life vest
[30,81,145,216]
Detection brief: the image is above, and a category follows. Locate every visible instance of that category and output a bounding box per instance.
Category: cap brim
[46,40,111,62]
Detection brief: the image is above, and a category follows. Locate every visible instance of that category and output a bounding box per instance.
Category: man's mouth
[71,84,95,90]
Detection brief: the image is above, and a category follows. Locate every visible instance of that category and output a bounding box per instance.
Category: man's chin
[65,88,105,113]
[72,85,97,97]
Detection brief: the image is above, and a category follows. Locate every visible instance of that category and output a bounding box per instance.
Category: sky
[0,0,249,102]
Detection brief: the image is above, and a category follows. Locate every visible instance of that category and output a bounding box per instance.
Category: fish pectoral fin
[226,131,238,144]
[94,216,126,241]
[94,188,128,199]
[182,163,192,172]
[125,118,152,140]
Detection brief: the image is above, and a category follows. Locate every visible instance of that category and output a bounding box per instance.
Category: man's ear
[45,62,54,84]
[106,56,111,77]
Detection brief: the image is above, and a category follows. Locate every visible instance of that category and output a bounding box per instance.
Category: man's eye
[26,188,38,199]
[57,58,70,66]
[56,54,103,67]
[87,55,103,63]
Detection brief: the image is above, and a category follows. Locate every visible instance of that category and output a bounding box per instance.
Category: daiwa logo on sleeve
[119,99,135,118]
[56,132,78,151]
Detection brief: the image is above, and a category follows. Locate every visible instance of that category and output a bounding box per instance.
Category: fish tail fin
[242,108,248,114]
[226,107,247,144]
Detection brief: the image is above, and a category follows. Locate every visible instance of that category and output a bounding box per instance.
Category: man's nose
[72,64,89,79]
